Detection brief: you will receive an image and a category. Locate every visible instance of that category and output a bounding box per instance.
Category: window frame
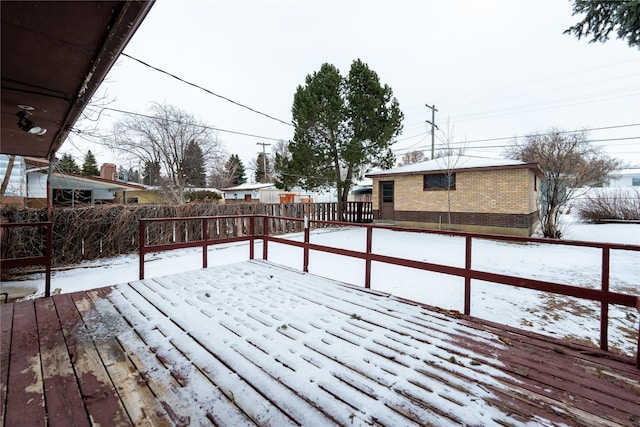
[423,173,456,191]
[381,181,394,203]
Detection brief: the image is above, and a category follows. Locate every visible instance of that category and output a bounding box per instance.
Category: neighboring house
[0,154,27,207]
[2,156,150,208]
[607,169,640,188]
[350,186,372,202]
[366,156,542,236]
[27,169,146,208]
[113,186,167,205]
[222,183,276,202]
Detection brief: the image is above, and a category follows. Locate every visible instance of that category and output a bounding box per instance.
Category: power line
[434,58,640,105]
[92,106,285,142]
[438,73,640,111]
[402,89,638,130]
[447,91,639,123]
[121,53,293,127]
[395,136,640,155]
[393,123,640,153]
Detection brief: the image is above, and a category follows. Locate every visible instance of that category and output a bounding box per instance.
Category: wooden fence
[0,202,372,267]
[261,201,373,223]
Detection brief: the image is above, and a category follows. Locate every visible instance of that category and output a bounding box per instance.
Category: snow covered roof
[610,168,640,176]
[222,182,276,191]
[366,155,540,177]
[30,170,146,192]
[186,187,222,194]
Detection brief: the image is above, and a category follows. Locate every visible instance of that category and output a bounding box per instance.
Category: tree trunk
[338,187,349,222]
[0,155,16,198]
[447,187,452,227]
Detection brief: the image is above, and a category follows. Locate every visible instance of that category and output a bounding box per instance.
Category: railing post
[44,222,52,298]
[202,218,208,269]
[139,219,145,280]
[601,247,610,351]
[249,216,255,260]
[262,216,269,260]
[464,235,472,315]
[303,215,310,272]
[365,226,372,289]
[636,321,640,369]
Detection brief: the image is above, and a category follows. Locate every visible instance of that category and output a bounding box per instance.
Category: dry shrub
[1,201,348,274]
[1,203,270,269]
[576,188,640,223]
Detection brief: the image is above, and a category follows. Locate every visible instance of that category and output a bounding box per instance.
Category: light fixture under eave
[28,126,47,136]
[16,109,47,136]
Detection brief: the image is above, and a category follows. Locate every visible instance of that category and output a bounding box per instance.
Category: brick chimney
[100,163,117,181]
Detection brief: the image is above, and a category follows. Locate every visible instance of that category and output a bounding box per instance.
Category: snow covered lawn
[6,216,640,356]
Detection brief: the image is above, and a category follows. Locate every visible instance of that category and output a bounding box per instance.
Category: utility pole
[425,104,438,159]
[256,142,271,182]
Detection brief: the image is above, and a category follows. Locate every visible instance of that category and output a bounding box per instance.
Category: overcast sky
[68,0,640,176]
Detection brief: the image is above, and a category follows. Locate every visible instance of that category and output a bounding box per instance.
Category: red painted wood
[5,300,45,427]
[136,213,640,368]
[0,302,14,425]
[53,293,132,426]
[34,298,89,427]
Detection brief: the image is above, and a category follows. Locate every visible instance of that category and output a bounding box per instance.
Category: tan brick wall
[372,168,538,214]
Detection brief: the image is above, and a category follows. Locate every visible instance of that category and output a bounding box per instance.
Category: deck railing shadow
[138,214,640,368]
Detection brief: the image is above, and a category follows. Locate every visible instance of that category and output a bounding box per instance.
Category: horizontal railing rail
[1,222,53,297]
[139,214,640,368]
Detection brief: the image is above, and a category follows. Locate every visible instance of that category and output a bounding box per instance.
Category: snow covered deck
[2,260,639,426]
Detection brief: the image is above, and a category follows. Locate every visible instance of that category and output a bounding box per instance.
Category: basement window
[424,173,456,191]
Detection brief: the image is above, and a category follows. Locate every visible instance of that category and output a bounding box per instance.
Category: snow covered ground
[5,215,640,356]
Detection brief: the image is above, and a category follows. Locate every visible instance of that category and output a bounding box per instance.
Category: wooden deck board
[5,300,45,427]
[71,289,173,426]
[34,297,89,427]
[54,292,132,426]
[1,260,639,426]
[0,302,13,426]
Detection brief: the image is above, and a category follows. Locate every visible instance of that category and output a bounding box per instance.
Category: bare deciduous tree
[397,150,425,166]
[433,120,465,227]
[505,128,620,238]
[107,103,222,204]
[208,162,233,190]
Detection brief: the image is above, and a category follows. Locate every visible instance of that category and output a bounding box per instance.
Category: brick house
[366,156,543,236]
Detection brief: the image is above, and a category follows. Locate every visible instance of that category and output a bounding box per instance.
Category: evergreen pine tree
[254,153,271,183]
[225,154,246,186]
[183,140,207,187]
[57,153,81,174]
[81,150,99,176]
[142,161,160,186]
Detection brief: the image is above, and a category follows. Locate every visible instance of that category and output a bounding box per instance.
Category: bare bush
[1,203,266,271]
[576,188,640,223]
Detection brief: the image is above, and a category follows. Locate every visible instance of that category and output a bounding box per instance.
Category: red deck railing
[0,222,52,297]
[139,214,640,368]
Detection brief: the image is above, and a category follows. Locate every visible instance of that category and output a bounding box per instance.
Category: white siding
[0,155,26,196]
[27,171,47,198]
[608,169,640,188]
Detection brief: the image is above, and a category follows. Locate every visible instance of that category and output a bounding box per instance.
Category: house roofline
[29,169,146,191]
[367,163,543,179]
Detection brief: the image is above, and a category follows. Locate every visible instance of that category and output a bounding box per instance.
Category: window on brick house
[424,173,456,190]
